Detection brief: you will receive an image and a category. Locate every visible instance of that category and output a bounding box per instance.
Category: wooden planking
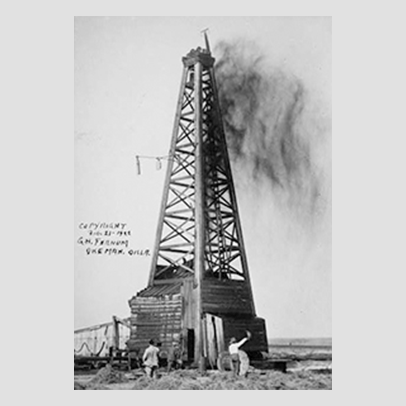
[132,321,182,327]
[130,297,182,305]
[129,293,184,355]
[181,279,195,329]
[132,282,182,298]
[205,314,222,367]
[131,312,181,319]
[214,315,225,353]
[131,310,182,316]
[131,308,182,314]
[131,301,182,307]
[201,279,255,315]
[130,307,182,314]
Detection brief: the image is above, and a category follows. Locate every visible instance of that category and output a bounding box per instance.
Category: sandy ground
[75,345,332,390]
[74,363,332,390]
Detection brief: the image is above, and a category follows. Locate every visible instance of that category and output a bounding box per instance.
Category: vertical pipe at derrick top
[193,60,204,367]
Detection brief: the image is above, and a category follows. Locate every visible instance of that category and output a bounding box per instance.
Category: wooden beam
[194,60,205,369]
[153,277,193,285]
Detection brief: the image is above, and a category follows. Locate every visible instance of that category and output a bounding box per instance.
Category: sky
[74,16,331,338]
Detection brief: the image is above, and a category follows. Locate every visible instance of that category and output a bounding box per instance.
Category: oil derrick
[128,35,268,368]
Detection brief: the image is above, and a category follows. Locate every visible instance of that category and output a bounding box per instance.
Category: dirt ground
[74,364,332,390]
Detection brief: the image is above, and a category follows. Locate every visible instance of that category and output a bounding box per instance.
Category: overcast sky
[74,16,331,338]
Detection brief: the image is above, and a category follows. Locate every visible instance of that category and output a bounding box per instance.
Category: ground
[75,343,332,390]
[74,364,332,390]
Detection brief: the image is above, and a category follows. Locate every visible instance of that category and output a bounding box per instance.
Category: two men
[143,332,251,378]
[143,338,184,377]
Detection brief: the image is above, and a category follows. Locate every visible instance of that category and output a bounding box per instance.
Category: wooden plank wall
[201,279,255,316]
[129,294,183,354]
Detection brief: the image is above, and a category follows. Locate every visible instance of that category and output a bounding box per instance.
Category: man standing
[142,339,160,378]
[167,341,183,372]
[228,331,251,377]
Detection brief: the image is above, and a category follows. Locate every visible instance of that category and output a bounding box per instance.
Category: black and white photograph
[74,16,332,390]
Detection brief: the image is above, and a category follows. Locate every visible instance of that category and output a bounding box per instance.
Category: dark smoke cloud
[214,40,328,223]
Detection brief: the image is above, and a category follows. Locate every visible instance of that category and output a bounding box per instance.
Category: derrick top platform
[182,46,215,68]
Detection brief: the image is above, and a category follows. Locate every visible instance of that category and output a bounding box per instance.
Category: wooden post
[112,316,119,349]
[193,60,205,371]
[111,316,120,363]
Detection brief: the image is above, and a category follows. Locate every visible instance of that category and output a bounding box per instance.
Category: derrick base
[128,280,268,367]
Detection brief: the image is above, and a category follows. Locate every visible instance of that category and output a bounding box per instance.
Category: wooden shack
[128,279,267,366]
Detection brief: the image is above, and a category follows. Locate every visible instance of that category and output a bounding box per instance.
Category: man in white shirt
[228,330,251,376]
[142,339,160,378]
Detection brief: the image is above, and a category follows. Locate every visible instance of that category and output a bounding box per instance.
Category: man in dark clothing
[167,341,183,372]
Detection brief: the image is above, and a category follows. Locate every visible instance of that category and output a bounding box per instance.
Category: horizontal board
[130,305,182,311]
[131,313,182,317]
[130,302,182,308]
[202,285,248,291]
[131,312,182,317]
[132,333,181,340]
[130,297,182,302]
[130,302,182,307]
[133,335,181,341]
[203,304,253,315]
[132,321,181,325]
[133,319,181,323]
[133,320,181,324]
[134,333,182,338]
[133,324,182,329]
[131,311,182,316]
[132,322,181,327]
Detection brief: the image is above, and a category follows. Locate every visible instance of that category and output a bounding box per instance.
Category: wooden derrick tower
[128,35,268,367]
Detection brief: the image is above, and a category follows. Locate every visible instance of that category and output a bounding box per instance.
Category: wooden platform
[251,359,294,373]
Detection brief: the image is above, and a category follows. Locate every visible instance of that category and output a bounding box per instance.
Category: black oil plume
[214,40,328,224]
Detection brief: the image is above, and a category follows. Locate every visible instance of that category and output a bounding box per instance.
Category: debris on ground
[74,381,86,390]
[76,364,129,389]
[130,369,332,390]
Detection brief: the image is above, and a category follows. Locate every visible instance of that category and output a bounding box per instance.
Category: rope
[74,342,91,355]
[94,341,106,357]
[74,341,107,357]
